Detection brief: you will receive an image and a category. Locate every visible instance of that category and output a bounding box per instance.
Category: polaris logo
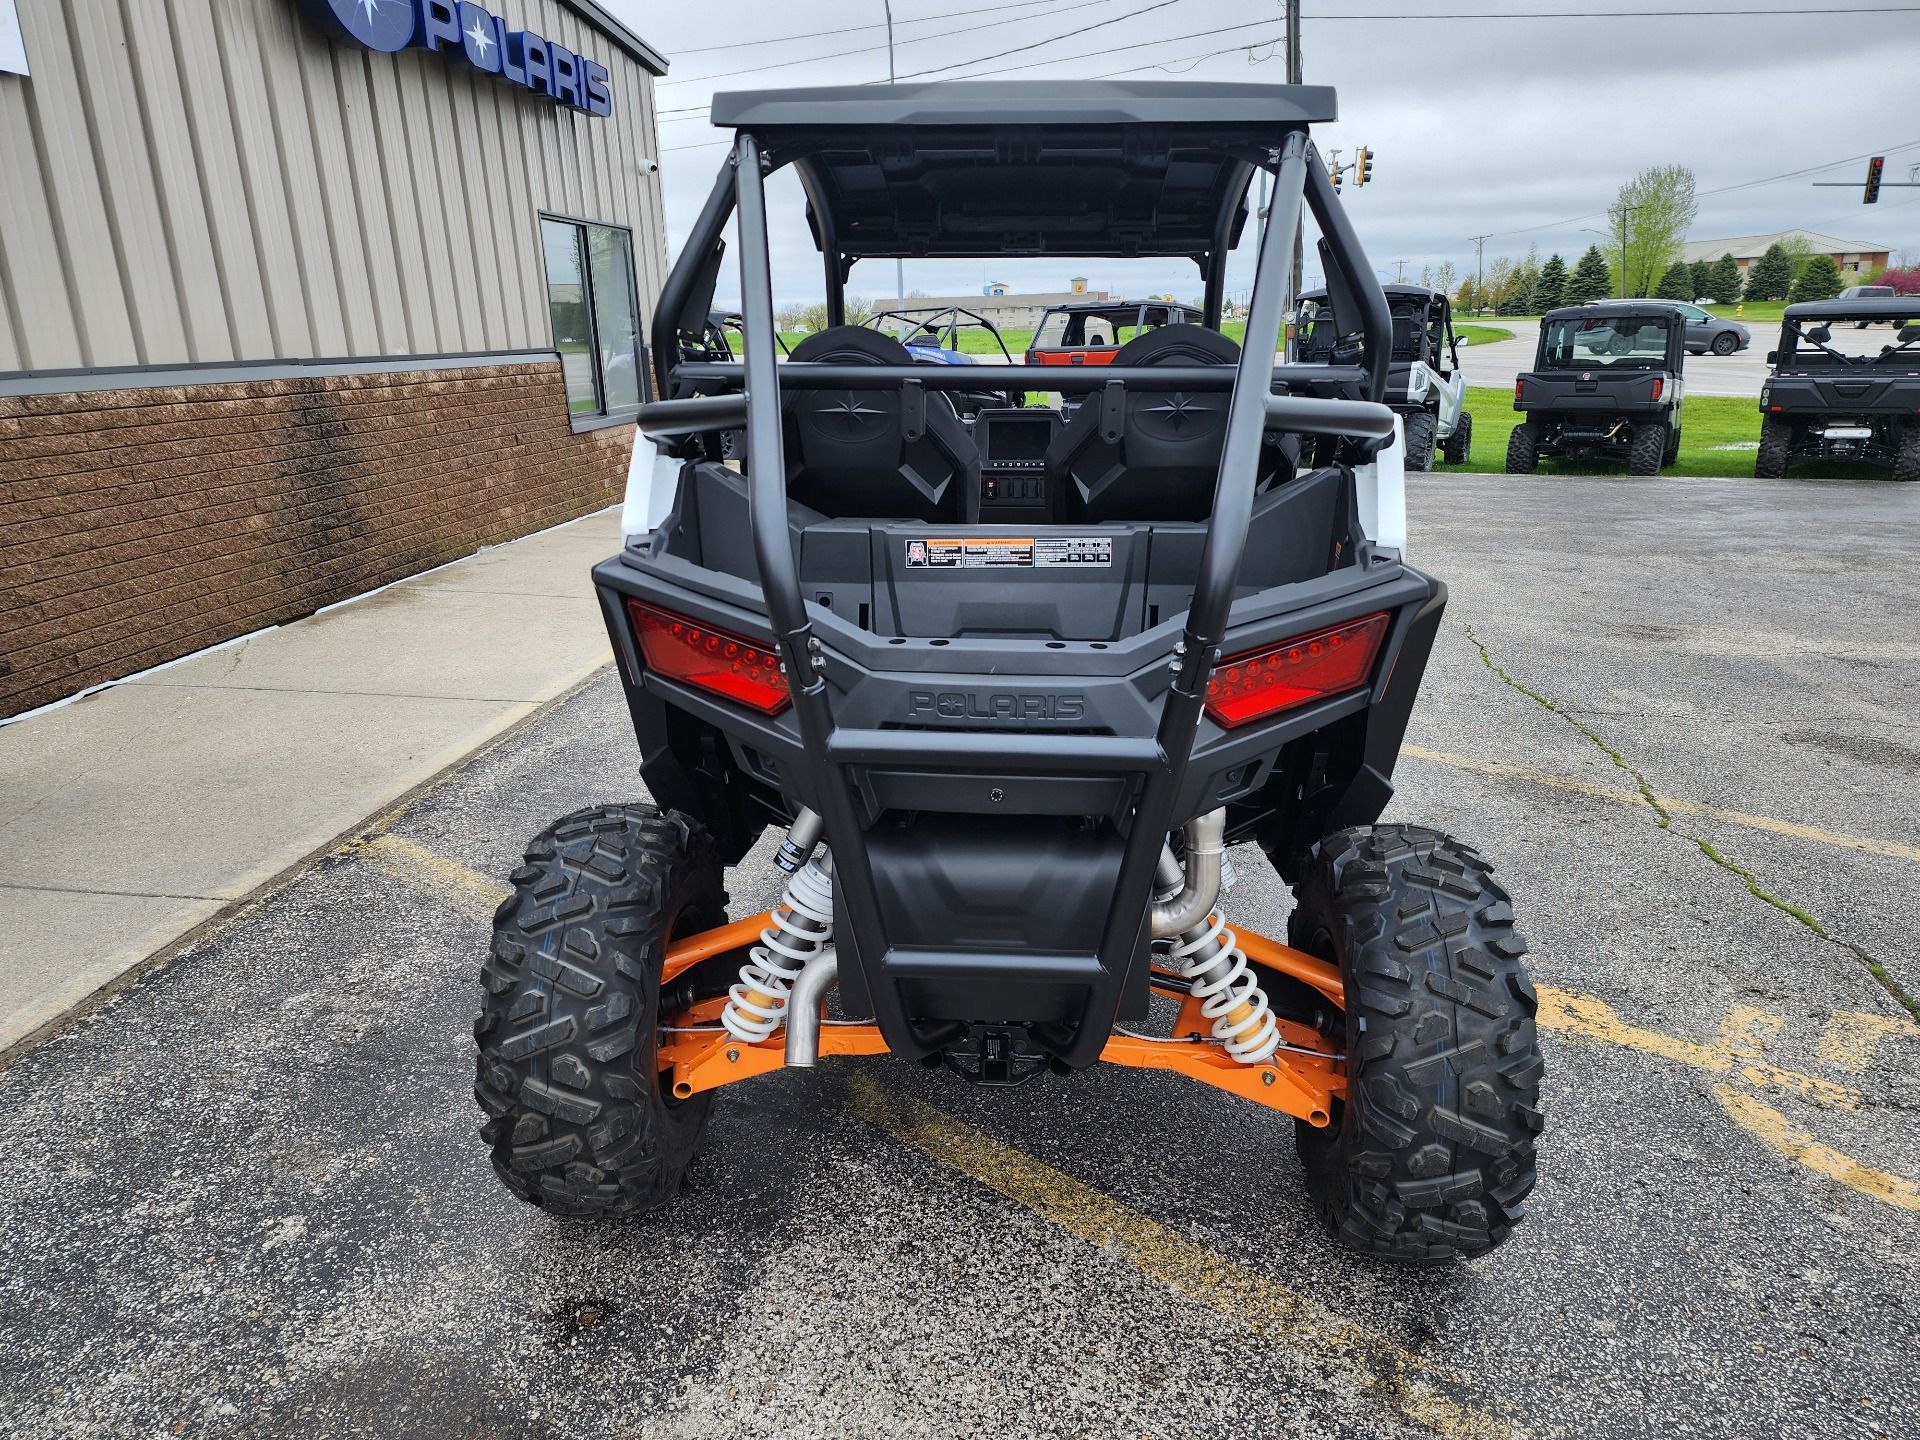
[907,691,1085,724]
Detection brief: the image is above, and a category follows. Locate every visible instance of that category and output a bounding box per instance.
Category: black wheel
[1711,332,1739,356]
[1504,422,1538,474]
[1895,425,1920,483]
[1755,416,1792,479]
[1404,410,1438,471]
[1628,420,1668,475]
[1289,826,1543,1264]
[1441,410,1473,466]
[474,803,727,1217]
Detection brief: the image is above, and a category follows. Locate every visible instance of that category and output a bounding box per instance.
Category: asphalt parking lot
[3,474,1918,1440]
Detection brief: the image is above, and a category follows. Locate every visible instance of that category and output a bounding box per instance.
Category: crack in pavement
[1460,624,1920,1021]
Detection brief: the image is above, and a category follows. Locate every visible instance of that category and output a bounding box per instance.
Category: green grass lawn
[1706,300,1786,326]
[1455,324,1515,347]
[1435,386,1764,478]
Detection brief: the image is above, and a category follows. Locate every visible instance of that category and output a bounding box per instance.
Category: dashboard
[974,408,1057,518]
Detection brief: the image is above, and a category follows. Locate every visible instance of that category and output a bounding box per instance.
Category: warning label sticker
[904,536,1113,570]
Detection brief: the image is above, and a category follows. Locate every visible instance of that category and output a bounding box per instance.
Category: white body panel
[621,429,684,542]
[1353,415,1408,558]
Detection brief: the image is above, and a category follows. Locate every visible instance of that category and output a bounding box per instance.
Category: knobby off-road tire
[474,804,726,1217]
[1404,410,1438,471]
[1504,422,1539,474]
[1893,424,1920,483]
[1755,417,1792,479]
[1441,410,1473,466]
[1289,825,1544,1263]
[1628,420,1668,475]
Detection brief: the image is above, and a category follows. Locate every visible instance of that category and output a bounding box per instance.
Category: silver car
[1653,301,1750,356]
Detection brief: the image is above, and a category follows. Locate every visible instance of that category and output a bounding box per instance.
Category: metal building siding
[1,0,666,374]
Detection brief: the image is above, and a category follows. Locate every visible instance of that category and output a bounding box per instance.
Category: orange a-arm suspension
[654,916,1348,1125]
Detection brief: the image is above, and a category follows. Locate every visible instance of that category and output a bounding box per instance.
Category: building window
[541,216,645,420]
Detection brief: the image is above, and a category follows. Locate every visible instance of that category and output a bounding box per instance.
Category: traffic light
[1864,155,1884,204]
[1330,158,1343,193]
[1356,146,1373,187]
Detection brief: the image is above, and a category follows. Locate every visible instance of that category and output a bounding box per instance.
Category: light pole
[884,2,903,320]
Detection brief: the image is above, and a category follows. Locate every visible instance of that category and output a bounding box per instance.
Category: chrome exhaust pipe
[783,946,839,1068]
[1149,808,1227,939]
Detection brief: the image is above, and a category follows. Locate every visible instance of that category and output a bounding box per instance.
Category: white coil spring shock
[1169,910,1281,1064]
[721,852,834,1042]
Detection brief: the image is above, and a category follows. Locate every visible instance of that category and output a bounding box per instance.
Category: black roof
[705,81,1337,263]
[1784,296,1919,319]
[1301,284,1443,302]
[709,81,1338,130]
[1541,301,1682,321]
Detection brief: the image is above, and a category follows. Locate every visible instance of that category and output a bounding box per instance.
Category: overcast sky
[599,0,1920,306]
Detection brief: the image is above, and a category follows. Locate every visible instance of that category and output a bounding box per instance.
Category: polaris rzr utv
[861,304,1026,417]
[1295,284,1470,470]
[475,81,1543,1264]
[1756,299,1920,480]
[1507,302,1686,476]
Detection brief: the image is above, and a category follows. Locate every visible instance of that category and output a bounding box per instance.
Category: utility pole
[1468,233,1488,307]
[885,1,903,320]
[1393,259,1408,282]
[1287,0,1302,301]
[1609,204,1641,298]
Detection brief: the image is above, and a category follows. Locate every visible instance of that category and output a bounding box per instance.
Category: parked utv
[1507,302,1686,475]
[473,82,1543,1264]
[1757,298,1920,480]
[1026,299,1201,367]
[861,305,1026,417]
[1296,283,1470,469]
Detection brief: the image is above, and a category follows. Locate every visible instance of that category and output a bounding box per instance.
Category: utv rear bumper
[595,549,1443,1067]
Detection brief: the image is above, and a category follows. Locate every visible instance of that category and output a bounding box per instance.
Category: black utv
[1757,298,1920,481]
[473,82,1543,1264]
[1507,302,1686,476]
[1296,283,1471,470]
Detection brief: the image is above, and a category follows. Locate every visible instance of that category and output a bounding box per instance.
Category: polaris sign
[299,0,613,117]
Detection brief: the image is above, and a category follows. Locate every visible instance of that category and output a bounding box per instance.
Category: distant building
[898,283,1114,329]
[1681,229,1891,278]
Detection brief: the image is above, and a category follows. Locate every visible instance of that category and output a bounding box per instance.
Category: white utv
[1294,283,1470,471]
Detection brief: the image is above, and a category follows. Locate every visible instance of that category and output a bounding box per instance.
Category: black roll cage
[632,116,1395,1066]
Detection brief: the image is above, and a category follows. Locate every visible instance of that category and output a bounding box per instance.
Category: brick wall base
[0,361,631,718]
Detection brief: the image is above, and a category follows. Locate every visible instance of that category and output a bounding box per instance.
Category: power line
[670,0,1053,56]
[659,0,1143,88]
[889,0,1185,82]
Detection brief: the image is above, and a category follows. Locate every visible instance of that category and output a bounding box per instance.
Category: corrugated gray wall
[0,0,668,373]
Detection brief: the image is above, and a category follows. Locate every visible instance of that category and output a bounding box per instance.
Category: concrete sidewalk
[0,507,623,1053]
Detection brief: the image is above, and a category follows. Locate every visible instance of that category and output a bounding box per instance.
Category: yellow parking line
[1713,1086,1920,1212]
[1537,986,1859,1109]
[352,833,513,908]
[1817,1010,1920,1074]
[844,1076,1521,1440]
[1401,744,1920,866]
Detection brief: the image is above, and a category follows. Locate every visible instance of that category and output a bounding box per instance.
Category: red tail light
[1204,613,1391,729]
[1650,377,1665,400]
[1514,378,1525,401]
[626,599,791,715]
